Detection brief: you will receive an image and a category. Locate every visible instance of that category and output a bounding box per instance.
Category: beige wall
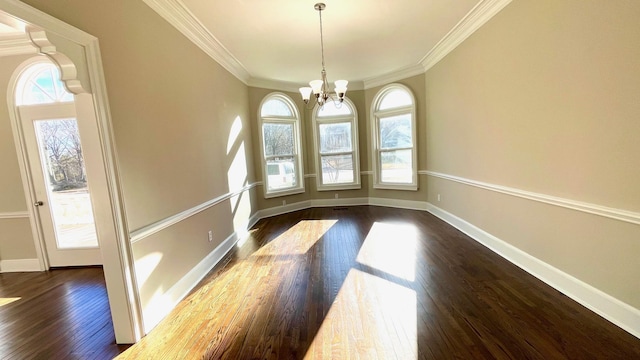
[0,55,31,212]
[0,218,36,260]
[21,0,256,321]
[425,0,640,307]
[0,54,38,261]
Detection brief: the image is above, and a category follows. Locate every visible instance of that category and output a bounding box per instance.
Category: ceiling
[0,1,512,89]
[146,0,511,89]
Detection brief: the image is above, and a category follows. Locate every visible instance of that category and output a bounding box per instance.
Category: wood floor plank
[117,206,640,359]
[0,267,129,359]
[3,206,639,359]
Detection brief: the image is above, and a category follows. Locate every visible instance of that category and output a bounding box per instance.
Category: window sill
[263,187,305,199]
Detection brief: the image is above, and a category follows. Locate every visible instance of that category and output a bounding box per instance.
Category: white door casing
[2,0,143,344]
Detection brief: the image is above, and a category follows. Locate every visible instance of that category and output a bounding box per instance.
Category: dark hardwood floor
[117,206,640,359]
[0,266,130,359]
[3,206,639,359]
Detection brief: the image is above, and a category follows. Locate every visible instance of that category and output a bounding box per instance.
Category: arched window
[312,98,360,190]
[15,61,74,105]
[371,84,417,190]
[258,93,304,197]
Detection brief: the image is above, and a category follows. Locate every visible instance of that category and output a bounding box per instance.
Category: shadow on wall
[133,114,255,332]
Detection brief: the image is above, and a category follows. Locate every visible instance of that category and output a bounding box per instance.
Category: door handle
[34,201,44,207]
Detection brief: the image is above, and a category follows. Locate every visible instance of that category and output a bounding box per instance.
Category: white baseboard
[141,231,240,334]
[368,197,428,211]
[0,258,41,272]
[250,197,427,225]
[425,203,640,339]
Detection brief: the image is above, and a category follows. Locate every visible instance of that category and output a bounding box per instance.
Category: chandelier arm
[301,3,346,110]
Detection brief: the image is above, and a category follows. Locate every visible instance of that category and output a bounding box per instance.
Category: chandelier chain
[299,3,347,109]
[319,6,325,71]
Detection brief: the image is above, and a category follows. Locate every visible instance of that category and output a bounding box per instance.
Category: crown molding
[0,34,35,57]
[248,77,365,93]
[142,0,251,84]
[363,64,426,90]
[421,0,512,71]
[142,0,511,88]
[248,78,305,94]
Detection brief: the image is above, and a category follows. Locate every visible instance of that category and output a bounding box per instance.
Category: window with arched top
[312,98,360,190]
[258,93,305,197]
[16,61,74,106]
[371,84,417,190]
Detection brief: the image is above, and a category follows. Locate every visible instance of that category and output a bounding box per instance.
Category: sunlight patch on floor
[257,219,338,256]
[357,221,418,282]
[305,269,417,359]
[0,297,21,307]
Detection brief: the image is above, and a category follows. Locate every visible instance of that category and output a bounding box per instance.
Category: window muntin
[372,84,417,190]
[312,99,360,190]
[16,62,74,106]
[259,94,304,197]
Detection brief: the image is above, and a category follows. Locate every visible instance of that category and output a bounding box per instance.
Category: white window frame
[312,98,361,191]
[371,84,418,190]
[258,93,305,198]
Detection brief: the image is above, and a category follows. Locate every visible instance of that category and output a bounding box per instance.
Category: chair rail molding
[426,171,640,225]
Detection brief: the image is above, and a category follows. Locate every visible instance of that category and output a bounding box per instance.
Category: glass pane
[379,89,412,110]
[321,154,354,184]
[379,114,412,149]
[266,158,297,191]
[263,123,294,156]
[319,122,352,154]
[22,65,73,105]
[261,98,293,117]
[317,101,352,117]
[34,118,98,248]
[381,149,413,184]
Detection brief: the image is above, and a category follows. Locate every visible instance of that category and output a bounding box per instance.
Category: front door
[19,103,102,266]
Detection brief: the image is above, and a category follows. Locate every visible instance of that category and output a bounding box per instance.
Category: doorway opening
[15,59,102,266]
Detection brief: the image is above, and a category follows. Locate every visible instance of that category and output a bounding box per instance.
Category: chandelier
[299,3,348,108]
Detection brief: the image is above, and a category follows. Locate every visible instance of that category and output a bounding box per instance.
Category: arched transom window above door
[16,61,74,106]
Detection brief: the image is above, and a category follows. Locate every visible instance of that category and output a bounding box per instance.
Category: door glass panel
[33,118,98,249]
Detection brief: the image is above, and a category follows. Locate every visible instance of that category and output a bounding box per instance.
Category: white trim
[368,197,427,211]
[250,197,426,223]
[135,189,639,339]
[421,0,512,71]
[370,84,418,190]
[248,78,304,93]
[0,258,40,272]
[141,231,240,333]
[248,78,365,93]
[130,183,257,243]
[425,203,640,339]
[0,211,29,219]
[426,171,640,225]
[141,0,250,84]
[312,97,361,192]
[363,64,426,90]
[1,0,143,343]
[0,34,35,56]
